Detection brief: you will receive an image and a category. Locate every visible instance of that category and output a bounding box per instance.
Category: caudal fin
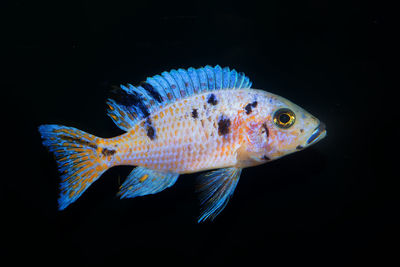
[39,124,108,210]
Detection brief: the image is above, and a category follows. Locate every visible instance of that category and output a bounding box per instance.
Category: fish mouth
[306,121,327,145]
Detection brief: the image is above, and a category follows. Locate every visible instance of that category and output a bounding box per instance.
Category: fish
[38,65,327,222]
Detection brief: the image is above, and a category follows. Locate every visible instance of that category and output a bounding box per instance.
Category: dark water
[4,1,393,266]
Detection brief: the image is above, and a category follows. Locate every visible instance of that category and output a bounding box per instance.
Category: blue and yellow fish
[39,65,327,222]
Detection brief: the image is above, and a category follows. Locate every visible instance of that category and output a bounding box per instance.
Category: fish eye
[273,108,296,128]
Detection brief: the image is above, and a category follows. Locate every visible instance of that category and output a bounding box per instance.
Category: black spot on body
[145,118,156,140]
[244,101,258,114]
[244,104,252,114]
[262,123,269,138]
[296,145,304,150]
[207,94,218,105]
[102,148,116,157]
[218,116,231,136]
[191,108,198,119]
[147,126,155,140]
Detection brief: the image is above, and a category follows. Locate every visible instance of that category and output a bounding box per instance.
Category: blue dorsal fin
[178,68,194,96]
[222,66,231,89]
[196,67,208,92]
[204,65,216,90]
[214,65,223,90]
[187,67,201,94]
[107,65,253,130]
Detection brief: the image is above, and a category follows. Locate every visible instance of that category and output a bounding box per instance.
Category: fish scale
[39,65,326,222]
[103,90,253,173]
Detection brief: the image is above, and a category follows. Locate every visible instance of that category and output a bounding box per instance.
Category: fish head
[261,92,327,160]
[237,91,326,167]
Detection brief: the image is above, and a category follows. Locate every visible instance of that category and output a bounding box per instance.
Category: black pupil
[279,113,291,124]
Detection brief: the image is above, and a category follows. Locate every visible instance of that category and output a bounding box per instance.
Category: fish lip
[306,121,326,145]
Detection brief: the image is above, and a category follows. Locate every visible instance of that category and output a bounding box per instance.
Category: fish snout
[305,121,327,146]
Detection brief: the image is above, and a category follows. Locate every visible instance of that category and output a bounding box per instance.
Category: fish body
[39,65,326,221]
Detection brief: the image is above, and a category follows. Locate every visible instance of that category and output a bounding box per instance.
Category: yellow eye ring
[273,108,296,128]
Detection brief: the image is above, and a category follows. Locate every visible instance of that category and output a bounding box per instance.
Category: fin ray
[214,65,223,90]
[197,167,242,222]
[107,65,252,130]
[39,124,107,210]
[118,167,179,199]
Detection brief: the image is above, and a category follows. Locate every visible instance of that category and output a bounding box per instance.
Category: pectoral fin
[196,167,242,222]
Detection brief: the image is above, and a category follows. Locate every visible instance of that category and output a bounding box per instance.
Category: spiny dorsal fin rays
[187,67,200,94]
[106,65,253,131]
[178,68,194,96]
[122,84,156,114]
[148,75,173,102]
[204,65,216,90]
[214,65,223,90]
[165,70,183,98]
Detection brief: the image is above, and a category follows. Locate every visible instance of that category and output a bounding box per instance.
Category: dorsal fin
[107,65,253,131]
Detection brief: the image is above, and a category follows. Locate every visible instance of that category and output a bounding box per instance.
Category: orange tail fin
[39,124,108,210]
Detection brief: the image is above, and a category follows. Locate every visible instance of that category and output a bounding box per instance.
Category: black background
[3,0,394,266]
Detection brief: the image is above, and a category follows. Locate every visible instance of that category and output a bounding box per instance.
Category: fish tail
[38,124,108,210]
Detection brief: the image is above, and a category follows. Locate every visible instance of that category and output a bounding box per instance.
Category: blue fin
[204,65,216,90]
[118,167,179,199]
[214,65,223,90]
[38,124,108,210]
[107,65,253,131]
[197,167,242,222]
[196,67,209,92]
[178,68,194,96]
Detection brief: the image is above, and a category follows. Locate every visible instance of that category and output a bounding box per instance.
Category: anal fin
[197,167,242,222]
[118,167,179,199]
